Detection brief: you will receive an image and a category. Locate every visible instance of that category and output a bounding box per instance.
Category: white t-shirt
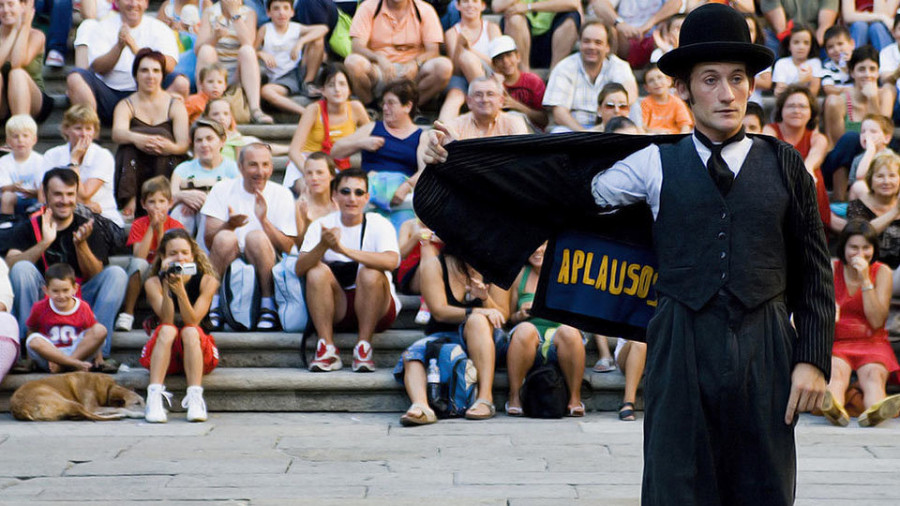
[262,21,303,81]
[880,43,900,75]
[771,57,823,85]
[200,178,297,250]
[300,211,401,314]
[74,15,179,91]
[42,143,123,227]
[0,152,44,196]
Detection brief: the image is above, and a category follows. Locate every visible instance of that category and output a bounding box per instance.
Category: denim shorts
[392,324,509,382]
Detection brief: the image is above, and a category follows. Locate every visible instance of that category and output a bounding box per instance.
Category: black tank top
[424,254,482,335]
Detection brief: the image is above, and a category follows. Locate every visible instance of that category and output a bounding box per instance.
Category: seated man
[201,143,298,330]
[444,76,531,140]
[542,20,638,132]
[296,168,401,373]
[344,0,452,106]
[67,0,188,125]
[491,0,581,72]
[5,168,127,363]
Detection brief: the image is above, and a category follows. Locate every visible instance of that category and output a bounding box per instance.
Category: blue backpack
[424,337,478,418]
[273,254,309,332]
[219,258,260,331]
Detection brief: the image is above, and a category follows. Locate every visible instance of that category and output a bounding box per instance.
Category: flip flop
[618,402,636,421]
[465,398,496,420]
[592,357,616,373]
[400,403,437,426]
[567,402,586,417]
[505,401,524,417]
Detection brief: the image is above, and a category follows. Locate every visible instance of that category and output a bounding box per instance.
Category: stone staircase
[0,291,635,412]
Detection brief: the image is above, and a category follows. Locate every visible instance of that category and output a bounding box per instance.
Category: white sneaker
[145,384,172,423]
[46,49,64,68]
[182,386,208,422]
[115,313,134,331]
[309,338,342,372]
[414,299,431,325]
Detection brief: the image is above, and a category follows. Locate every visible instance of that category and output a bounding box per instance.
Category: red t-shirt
[505,72,546,117]
[26,298,98,348]
[127,215,184,263]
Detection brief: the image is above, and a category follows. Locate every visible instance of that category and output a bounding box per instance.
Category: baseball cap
[489,36,518,60]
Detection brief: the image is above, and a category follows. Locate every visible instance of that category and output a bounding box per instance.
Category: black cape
[413,132,829,346]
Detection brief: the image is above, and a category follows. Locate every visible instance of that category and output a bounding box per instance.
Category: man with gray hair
[436,76,530,141]
[200,143,297,330]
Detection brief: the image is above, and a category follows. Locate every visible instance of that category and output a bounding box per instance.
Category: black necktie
[694,128,745,196]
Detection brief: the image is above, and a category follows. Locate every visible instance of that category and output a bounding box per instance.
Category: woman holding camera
[141,229,221,424]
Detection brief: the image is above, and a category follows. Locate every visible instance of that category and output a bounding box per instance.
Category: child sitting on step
[141,229,220,423]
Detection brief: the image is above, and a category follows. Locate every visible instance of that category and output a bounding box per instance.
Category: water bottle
[426,358,441,406]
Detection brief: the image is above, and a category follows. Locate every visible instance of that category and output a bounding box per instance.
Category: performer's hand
[784,362,826,425]
[423,122,454,164]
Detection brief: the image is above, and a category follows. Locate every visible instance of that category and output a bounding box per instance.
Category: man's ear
[674,79,691,104]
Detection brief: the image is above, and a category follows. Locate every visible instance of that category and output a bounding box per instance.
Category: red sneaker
[309,339,342,372]
[352,341,375,372]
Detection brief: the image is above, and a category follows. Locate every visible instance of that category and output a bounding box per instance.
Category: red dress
[769,123,831,228]
[833,259,900,382]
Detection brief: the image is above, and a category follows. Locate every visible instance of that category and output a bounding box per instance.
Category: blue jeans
[821,131,862,189]
[35,0,72,56]
[850,21,893,52]
[10,262,128,356]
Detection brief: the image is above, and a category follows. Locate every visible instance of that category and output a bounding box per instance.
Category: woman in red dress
[822,219,900,427]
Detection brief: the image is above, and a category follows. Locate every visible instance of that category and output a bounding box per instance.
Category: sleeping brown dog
[10,372,145,421]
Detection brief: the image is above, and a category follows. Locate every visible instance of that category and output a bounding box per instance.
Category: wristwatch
[614,16,624,26]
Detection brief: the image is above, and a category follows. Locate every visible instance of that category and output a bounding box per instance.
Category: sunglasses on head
[338,188,367,197]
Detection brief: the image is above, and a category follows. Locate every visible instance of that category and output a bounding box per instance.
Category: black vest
[653,136,789,311]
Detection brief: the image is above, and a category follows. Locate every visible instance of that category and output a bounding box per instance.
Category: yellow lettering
[609,260,626,295]
[582,253,595,285]
[646,273,659,307]
[557,249,570,284]
[624,263,640,296]
[572,250,585,283]
[594,255,609,291]
[637,266,654,298]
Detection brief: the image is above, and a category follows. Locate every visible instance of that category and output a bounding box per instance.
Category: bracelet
[527,3,532,11]
[465,307,473,317]
[862,284,875,291]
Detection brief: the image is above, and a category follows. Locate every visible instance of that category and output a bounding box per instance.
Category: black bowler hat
[657,3,774,78]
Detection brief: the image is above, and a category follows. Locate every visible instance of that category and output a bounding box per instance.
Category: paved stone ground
[0,411,897,505]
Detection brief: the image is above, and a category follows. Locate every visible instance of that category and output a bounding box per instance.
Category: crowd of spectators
[0,0,899,425]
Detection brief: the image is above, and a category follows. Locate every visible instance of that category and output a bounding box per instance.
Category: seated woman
[394,239,509,425]
[505,243,585,417]
[847,151,900,292]
[0,0,54,126]
[762,85,834,232]
[823,45,895,200]
[332,79,423,231]
[840,0,897,52]
[194,0,273,124]
[821,219,900,427]
[142,228,220,423]
[170,119,240,236]
[285,63,369,190]
[112,48,190,219]
[612,337,646,421]
[294,151,337,241]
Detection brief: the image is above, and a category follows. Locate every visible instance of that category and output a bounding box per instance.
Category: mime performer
[419,4,835,505]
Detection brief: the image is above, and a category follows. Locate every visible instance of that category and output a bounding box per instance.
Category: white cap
[489,36,518,60]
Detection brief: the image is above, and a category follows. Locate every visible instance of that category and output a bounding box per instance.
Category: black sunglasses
[338,188,367,197]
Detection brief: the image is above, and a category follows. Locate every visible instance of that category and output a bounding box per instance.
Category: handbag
[325,215,366,289]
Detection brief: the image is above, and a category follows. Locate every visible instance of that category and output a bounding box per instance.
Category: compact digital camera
[161,262,197,277]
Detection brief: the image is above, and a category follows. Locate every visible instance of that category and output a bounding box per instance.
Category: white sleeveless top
[455,20,491,56]
[263,21,303,80]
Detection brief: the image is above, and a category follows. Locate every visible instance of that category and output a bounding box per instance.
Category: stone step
[108,329,431,369]
[0,365,633,413]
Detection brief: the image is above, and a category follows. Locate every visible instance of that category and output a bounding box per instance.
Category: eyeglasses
[338,188,367,197]
[603,102,630,110]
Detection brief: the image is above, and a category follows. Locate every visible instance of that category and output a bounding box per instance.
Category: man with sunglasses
[201,143,298,330]
[542,20,638,132]
[296,168,401,373]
